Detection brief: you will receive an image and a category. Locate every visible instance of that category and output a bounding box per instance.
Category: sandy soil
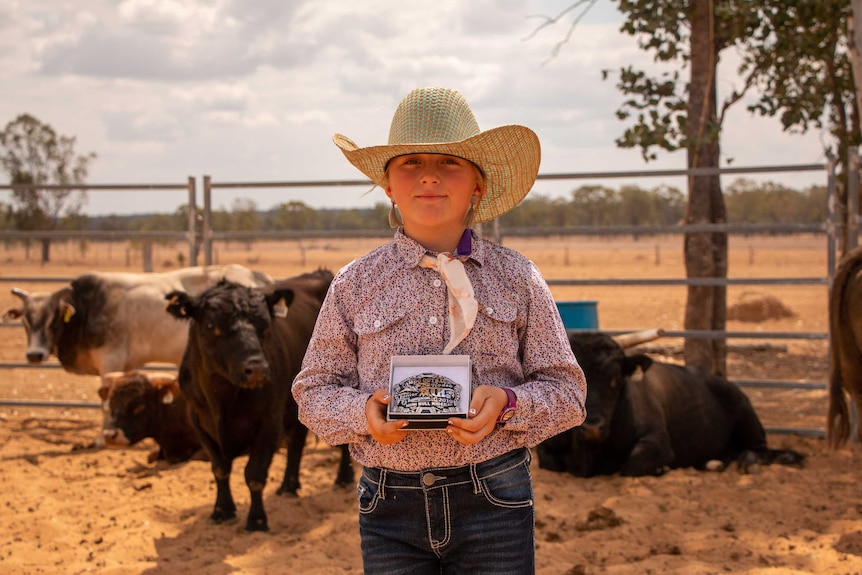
[0,234,860,575]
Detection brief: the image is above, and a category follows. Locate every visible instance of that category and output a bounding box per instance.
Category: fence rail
[547,277,828,287]
[0,178,200,268]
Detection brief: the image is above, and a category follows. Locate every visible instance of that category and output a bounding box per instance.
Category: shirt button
[486,307,494,315]
[373,320,382,328]
[429,316,438,325]
[433,279,442,288]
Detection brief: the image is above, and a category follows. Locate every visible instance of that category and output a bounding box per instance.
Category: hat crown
[388,87,480,146]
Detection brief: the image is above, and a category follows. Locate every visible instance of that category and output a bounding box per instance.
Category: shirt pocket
[478,295,518,326]
[354,304,409,336]
[469,295,520,362]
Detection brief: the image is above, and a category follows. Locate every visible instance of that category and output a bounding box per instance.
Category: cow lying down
[537,332,805,477]
[99,371,206,464]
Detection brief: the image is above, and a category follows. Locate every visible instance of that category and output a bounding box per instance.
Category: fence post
[187,176,197,266]
[142,239,153,272]
[203,175,213,265]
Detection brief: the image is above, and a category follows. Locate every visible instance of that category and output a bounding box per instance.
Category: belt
[363,448,530,497]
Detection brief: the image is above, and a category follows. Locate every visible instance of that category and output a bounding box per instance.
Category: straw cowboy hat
[332,86,541,224]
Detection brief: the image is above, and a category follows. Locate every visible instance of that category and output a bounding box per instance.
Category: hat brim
[333,125,540,223]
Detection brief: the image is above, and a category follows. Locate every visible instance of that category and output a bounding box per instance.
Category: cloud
[102,108,185,142]
[117,0,220,34]
[34,0,314,81]
[171,83,253,111]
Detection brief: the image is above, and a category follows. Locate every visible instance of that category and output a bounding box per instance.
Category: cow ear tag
[167,294,187,316]
[273,298,288,318]
[161,390,175,405]
[62,305,75,323]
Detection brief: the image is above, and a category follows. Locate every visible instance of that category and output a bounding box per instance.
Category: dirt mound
[727,291,795,322]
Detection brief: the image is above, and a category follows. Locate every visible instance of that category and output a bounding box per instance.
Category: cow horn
[11,287,28,299]
[612,328,665,349]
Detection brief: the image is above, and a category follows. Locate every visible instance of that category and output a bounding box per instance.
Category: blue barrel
[555,301,599,330]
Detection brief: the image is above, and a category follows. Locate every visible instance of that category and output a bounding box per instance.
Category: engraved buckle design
[391,373,462,415]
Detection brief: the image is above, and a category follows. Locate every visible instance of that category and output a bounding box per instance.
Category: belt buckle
[391,373,461,415]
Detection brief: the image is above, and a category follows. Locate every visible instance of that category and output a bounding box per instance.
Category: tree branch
[718,74,755,128]
[523,0,601,65]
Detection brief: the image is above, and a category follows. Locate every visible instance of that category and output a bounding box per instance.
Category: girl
[293,86,586,574]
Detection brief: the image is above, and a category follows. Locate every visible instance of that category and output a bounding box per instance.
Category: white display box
[387,354,472,430]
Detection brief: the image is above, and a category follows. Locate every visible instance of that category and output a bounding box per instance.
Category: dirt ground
[0,234,860,575]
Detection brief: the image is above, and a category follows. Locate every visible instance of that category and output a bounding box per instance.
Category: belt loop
[379,469,387,500]
[469,462,481,494]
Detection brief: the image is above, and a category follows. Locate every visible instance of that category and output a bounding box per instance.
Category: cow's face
[568,333,651,444]
[100,371,177,447]
[5,287,75,363]
[538,333,651,476]
[166,281,294,389]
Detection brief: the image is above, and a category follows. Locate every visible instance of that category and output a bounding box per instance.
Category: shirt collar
[453,228,472,258]
[395,228,485,268]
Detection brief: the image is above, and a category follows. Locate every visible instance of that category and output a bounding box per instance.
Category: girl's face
[386,153,482,243]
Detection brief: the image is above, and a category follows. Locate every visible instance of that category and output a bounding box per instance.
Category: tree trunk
[849,1,862,135]
[683,0,728,376]
[847,0,862,255]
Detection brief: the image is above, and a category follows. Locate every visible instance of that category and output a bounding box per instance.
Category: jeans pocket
[357,472,381,514]
[480,461,534,509]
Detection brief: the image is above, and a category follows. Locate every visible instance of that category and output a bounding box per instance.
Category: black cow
[166,270,353,532]
[537,332,805,477]
[98,370,205,464]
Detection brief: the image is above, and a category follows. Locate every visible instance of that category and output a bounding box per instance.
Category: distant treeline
[15,178,829,233]
[500,179,827,228]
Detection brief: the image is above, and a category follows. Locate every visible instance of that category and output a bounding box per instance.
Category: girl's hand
[445,385,508,445]
[366,389,409,445]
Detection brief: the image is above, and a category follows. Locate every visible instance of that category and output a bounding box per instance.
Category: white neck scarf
[420,252,478,355]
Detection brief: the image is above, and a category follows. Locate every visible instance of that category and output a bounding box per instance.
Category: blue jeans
[358,448,535,575]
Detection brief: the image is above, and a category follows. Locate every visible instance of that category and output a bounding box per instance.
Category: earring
[463,197,478,228]
[388,203,403,228]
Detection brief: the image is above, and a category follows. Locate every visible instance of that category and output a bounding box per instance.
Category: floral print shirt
[292,229,586,471]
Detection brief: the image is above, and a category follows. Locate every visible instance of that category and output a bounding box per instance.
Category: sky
[0,0,832,217]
